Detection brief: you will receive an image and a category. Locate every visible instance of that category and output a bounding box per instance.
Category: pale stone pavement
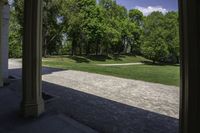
[7,59,179,133]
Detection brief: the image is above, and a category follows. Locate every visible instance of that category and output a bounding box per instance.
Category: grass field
[43,55,180,86]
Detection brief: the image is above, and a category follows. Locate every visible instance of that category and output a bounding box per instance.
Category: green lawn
[43,55,180,86]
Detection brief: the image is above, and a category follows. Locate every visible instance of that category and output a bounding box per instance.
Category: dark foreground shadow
[0,80,97,133]
[5,68,179,133]
[43,81,179,133]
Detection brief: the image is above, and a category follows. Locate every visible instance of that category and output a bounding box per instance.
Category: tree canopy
[9,0,179,64]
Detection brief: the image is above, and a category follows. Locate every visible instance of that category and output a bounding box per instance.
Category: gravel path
[43,70,179,118]
[97,62,144,66]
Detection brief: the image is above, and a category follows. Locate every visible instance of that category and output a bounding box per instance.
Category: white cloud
[135,6,168,16]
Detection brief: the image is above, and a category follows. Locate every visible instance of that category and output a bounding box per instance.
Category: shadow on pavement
[4,68,179,133]
[43,81,179,133]
[8,67,66,79]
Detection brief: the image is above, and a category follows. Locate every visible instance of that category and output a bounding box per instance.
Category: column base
[21,100,44,117]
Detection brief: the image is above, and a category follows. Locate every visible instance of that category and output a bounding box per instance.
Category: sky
[8,0,178,16]
[115,0,178,16]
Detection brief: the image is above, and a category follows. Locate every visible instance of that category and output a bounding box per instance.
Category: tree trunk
[96,42,99,56]
[43,38,47,57]
[86,43,90,56]
[176,56,180,64]
[79,44,82,55]
[130,45,133,54]
[123,37,127,54]
[106,44,109,56]
[71,39,76,56]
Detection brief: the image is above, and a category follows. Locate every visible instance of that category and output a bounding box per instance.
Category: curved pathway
[97,62,144,66]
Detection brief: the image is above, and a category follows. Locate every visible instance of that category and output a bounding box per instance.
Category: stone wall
[1,5,9,79]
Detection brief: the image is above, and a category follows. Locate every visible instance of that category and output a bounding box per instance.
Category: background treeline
[9,0,179,63]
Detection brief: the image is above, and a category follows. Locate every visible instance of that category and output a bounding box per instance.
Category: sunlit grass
[43,55,180,86]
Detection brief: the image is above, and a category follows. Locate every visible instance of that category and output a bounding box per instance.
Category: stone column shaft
[21,0,44,117]
[0,0,5,87]
[2,4,9,79]
[179,0,200,133]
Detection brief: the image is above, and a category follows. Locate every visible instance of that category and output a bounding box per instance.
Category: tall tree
[164,11,179,63]
[129,9,143,27]
[9,9,22,58]
[9,0,179,63]
[42,0,64,56]
[129,9,144,54]
[12,0,64,57]
[142,12,168,63]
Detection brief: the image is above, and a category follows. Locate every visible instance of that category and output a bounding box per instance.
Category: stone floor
[3,59,179,133]
[0,80,98,133]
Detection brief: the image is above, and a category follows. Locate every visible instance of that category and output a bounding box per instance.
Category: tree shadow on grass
[142,61,180,66]
[68,56,90,63]
[85,54,128,62]
[85,55,112,62]
[112,54,126,61]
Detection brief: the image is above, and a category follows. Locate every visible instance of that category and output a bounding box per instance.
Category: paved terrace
[1,59,179,133]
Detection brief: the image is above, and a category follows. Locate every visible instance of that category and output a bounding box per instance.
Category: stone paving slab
[0,80,98,133]
[9,114,98,133]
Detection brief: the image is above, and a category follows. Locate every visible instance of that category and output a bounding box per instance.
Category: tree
[164,11,180,63]
[142,28,169,63]
[9,9,22,58]
[129,9,143,27]
[99,0,128,54]
[128,22,141,55]
[12,0,64,57]
[9,0,179,63]
[62,0,97,55]
[42,0,64,56]
[142,12,169,63]
[128,9,144,55]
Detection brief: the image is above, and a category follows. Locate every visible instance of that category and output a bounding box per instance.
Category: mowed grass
[42,55,180,86]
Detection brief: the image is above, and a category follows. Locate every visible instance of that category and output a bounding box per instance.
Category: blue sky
[115,0,178,15]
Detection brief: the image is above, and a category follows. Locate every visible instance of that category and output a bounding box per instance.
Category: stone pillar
[179,0,200,133]
[21,0,44,117]
[2,4,9,80]
[0,1,3,87]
